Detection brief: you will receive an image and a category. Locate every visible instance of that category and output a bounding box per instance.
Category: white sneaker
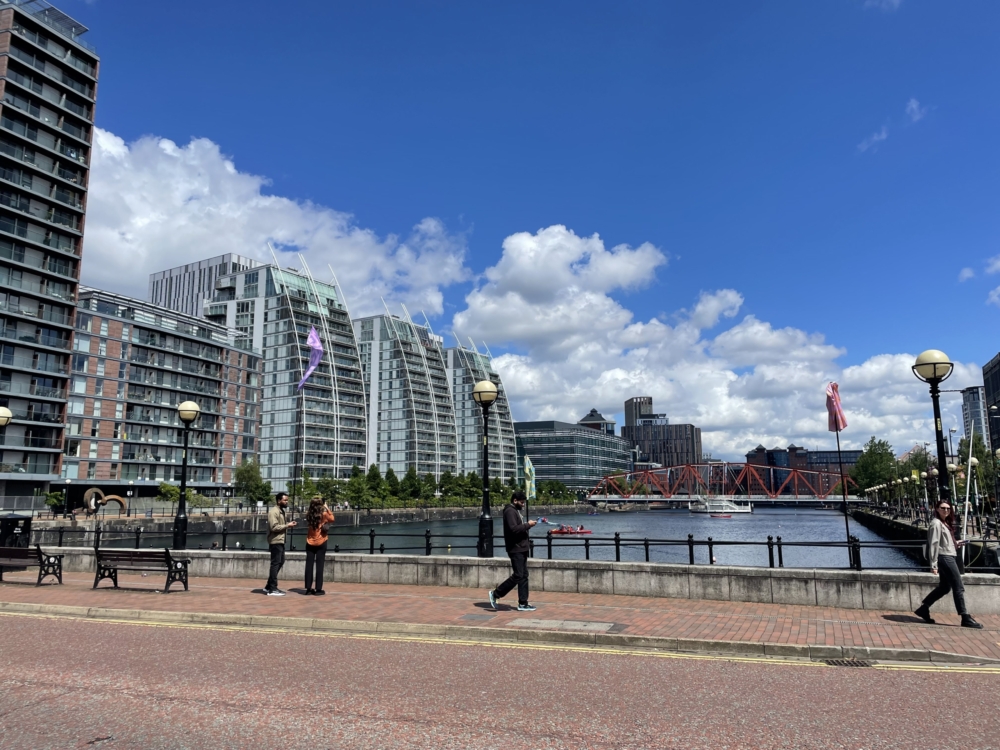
[266,589,286,596]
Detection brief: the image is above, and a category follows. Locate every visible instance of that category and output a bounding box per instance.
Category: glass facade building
[354,313,457,479]
[0,0,98,497]
[514,418,630,491]
[961,385,991,452]
[445,343,516,483]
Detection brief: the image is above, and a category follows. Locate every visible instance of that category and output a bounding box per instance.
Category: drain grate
[825,659,873,668]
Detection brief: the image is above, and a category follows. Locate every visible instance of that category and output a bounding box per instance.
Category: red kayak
[550,528,593,535]
[710,514,732,519]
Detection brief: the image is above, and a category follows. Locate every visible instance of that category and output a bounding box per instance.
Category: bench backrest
[0,545,37,564]
[96,549,169,567]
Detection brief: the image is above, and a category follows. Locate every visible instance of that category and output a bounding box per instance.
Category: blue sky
[65,0,1000,454]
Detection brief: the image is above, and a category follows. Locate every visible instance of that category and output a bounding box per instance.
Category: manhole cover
[825,659,873,668]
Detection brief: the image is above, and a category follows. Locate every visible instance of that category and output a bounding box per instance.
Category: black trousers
[266,543,285,591]
[922,554,968,615]
[305,541,328,591]
[495,550,529,605]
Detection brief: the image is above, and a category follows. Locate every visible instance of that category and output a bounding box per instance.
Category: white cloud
[83,128,469,316]
[958,267,974,282]
[864,0,902,10]
[987,255,1000,275]
[905,98,927,123]
[988,287,1000,308]
[857,126,888,153]
[452,225,979,459]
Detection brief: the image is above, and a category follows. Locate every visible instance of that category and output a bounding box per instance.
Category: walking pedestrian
[487,490,537,611]
[264,492,296,596]
[304,495,334,595]
[914,499,983,628]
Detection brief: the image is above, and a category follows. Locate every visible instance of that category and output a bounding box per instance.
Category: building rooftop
[1,0,95,52]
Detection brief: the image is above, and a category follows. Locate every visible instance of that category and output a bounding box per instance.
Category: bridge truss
[589,463,857,500]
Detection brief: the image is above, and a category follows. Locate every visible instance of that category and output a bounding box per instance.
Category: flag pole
[835,426,850,551]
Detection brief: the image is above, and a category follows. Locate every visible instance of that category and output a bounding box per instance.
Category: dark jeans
[495,550,529,605]
[266,543,285,591]
[922,554,968,615]
[305,541,328,592]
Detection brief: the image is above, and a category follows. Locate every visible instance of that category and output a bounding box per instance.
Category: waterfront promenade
[2,571,1000,748]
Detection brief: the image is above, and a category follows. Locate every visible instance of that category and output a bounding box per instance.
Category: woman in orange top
[304,495,334,595]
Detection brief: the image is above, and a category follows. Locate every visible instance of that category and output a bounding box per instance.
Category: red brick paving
[2,570,999,660]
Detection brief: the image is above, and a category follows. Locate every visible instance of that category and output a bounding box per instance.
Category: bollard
[708,536,714,564]
[134,527,142,549]
[425,529,432,556]
[57,527,64,547]
[334,544,340,552]
[852,536,863,571]
[379,543,385,554]
[94,522,102,551]
[644,538,650,562]
[584,538,590,560]
[288,524,295,552]
[547,530,553,560]
[369,528,376,555]
[222,526,228,552]
[529,539,535,558]
[776,536,784,568]
[767,535,774,568]
[687,534,695,565]
[614,531,621,562]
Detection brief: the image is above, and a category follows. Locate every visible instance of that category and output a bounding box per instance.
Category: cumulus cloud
[958,267,974,282]
[857,126,888,153]
[905,98,927,123]
[864,0,902,10]
[83,128,469,315]
[987,255,1000,275]
[452,225,978,459]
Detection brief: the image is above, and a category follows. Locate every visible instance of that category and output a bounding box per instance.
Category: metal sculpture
[81,487,127,515]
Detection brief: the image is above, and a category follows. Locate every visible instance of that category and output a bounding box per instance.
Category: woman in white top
[914,500,982,629]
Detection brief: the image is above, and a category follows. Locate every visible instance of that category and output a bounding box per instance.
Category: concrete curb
[1,600,997,665]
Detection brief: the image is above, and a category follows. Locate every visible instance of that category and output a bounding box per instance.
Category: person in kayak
[488,490,537,612]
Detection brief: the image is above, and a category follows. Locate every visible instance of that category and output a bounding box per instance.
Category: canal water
[176,507,918,570]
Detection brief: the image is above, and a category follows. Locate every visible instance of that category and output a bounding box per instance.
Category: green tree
[344,469,369,510]
[316,476,345,504]
[366,464,383,495]
[420,473,438,506]
[850,436,895,494]
[291,469,317,504]
[384,467,400,501]
[958,433,996,502]
[400,466,421,506]
[45,490,65,512]
[234,459,273,507]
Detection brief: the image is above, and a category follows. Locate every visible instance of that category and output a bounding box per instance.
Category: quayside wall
[42,548,1000,614]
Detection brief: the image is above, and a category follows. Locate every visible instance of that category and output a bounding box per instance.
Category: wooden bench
[0,545,63,585]
[94,548,190,593]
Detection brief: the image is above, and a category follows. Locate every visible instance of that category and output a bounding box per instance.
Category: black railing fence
[26,523,1000,573]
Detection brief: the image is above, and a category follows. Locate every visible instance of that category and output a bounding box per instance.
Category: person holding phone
[488,490,537,612]
[264,492,296,596]
[914,499,982,628]
[304,495,334,595]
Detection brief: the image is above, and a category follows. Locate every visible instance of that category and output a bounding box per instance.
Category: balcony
[0,298,73,328]
[0,239,76,279]
[0,433,62,449]
[0,380,65,399]
[0,326,70,351]
[0,351,67,374]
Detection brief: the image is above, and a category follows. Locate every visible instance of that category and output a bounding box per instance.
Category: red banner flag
[826,382,847,432]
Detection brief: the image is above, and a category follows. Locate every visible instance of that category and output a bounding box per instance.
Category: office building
[984,355,1000,454]
[445,342,516,483]
[353,312,457,479]
[961,385,991,451]
[620,397,703,467]
[0,1,98,497]
[578,407,616,435]
[68,288,261,493]
[155,259,367,489]
[149,253,261,319]
[515,412,631,491]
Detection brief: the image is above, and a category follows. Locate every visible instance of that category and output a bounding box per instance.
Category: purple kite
[297,326,324,390]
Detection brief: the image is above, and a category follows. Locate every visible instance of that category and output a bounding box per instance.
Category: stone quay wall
[42,547,1000,614]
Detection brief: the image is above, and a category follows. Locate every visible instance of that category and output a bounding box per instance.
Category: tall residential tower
[0,0,98,496]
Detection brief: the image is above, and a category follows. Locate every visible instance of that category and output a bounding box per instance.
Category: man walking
[264,492,296,596]
[488,490,537,611]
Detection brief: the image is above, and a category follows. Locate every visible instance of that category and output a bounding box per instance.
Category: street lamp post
[126,480,134,517]
[64,478,71,518]
[173,400,201,550]
[920,471,928,514]
[902,476,911,518]
[911,350,954,503]
[472,380,498,558]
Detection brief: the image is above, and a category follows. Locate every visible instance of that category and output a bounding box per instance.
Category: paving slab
[1,570,999,663]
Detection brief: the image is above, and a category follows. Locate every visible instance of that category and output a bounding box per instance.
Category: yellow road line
[5,609,999,673]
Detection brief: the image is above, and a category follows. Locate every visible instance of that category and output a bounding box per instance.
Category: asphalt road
[1,613,998,750]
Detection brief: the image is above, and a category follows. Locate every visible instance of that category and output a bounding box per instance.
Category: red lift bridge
[589,463,857,500]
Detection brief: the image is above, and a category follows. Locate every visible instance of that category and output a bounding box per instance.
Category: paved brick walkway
[2,570,999,661]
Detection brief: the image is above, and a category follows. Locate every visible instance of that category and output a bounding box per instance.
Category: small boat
[550,528,593,535]
[689,497,752,514]
[710,514,732,519]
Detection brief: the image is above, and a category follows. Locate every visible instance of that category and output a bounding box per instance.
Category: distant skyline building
[0,1,99,497]
[153,257,367,490]
[445,341,516,483]
[620,397,702,467]
[70,287,261,493]
[353,311,457,480]
[515,412,630,491]
[983,355,1000,456]
[623,396,652,428]
[961,385,991,452]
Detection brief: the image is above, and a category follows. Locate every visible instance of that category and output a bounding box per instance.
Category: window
[113,422,122,439]
[86,462,96,479]
[96,359,105,376]
[64,439,81,457]
[67,396,84,415]
[70,376,86,394]
[121,323,130,340]
[72,354,88,372]
[118,361,127,378]
[76,313,92,332]
[111,444,119,460]
[98,339,107,356]
[90,420,100,437]
[88,441,97,459]
[92,400,101,417]
[94,379,104,397]
[73,334,90,352]
[115,402,123,419]
[100,320,108,336]
[66,417,83,435]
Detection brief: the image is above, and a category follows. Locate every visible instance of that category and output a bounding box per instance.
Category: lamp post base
[172,515,187,551]
[477,515,494,558]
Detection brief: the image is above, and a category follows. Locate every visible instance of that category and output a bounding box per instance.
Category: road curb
[1,600,997,665]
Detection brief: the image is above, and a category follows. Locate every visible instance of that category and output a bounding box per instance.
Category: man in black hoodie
[488,490,537,611]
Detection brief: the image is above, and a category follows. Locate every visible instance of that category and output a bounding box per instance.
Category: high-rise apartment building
[445,342,516,483]
[149,253,260,319]
[154,259,367,489]
[0,0,98,497]
[961,385,991,452]
[354,312,457,479]
[624,396,652,428]
[621,397,702,467]
[69,288,261,491]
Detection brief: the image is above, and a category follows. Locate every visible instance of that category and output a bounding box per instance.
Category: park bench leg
[38,557,62,585]
[164,565,188,593]
[93,565,118,589]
